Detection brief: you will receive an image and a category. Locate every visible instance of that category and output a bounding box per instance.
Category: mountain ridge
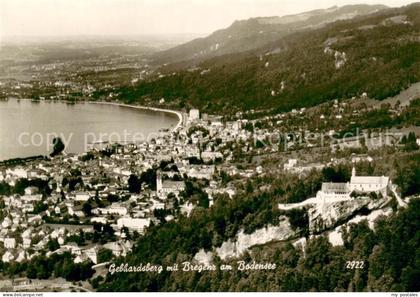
[152,4,389,64]
[113,3,420,115]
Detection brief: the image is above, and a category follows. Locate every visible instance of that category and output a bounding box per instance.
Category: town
[0,108,231,266]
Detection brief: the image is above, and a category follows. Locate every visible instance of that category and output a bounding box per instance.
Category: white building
[189,109,200,121]
[316,183,350,201]
[284,159,298,171]
[99,204,128,216]
[74,254,89,264]
[21,194,42,203]
[84,246,99,264]
[22,228,32,240]
[103,241,133,257]
[316,167,390,201]
[150,198,165,210]
[4,238,16,249]
[23,238,32,249]
[156,172,185,199]
[62,243,82,256]
[91,217,108,224]
[103,242,123,257]
[16,250,29,263]
[117,217,151,234]
[24,187,38,195]
[187,165,215,180]
[6,168,27,179]
[1,217,12,228]
[2,251,14,263]
[74,192,91,202]
[201,152,223,163]
[349,169,389,197]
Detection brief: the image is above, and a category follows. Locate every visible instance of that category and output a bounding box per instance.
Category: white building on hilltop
[348,167,389,197]
[316,167,390,201]
[317,183,350,201]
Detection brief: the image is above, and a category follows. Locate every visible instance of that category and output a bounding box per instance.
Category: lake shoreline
[0,99,183,162]
[87,101,184,132]
[9,98,184,132]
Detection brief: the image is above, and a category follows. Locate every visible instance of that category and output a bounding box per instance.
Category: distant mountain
[114,3,420,115]
[153,4,388,64]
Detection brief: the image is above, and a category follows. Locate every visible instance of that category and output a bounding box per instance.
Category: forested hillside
[152,4,387,64]
[113,3,420,115]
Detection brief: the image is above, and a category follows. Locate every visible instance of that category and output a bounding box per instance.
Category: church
[156,171,185,199]
[348,167,389,197]
[316,167,390,201]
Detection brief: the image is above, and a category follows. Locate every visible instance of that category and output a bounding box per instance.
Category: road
[390,184,408,208]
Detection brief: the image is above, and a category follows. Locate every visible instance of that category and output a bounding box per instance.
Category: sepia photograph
[0,0,419,294]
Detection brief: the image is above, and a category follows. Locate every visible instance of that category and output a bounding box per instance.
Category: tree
[0,182,11,196]
[394,155,420,197]
[128,174,141,193]
[47,239,60,251]
[322,166,350,183]
[401,132,419,151]
[198,192,210,208]
[286,208,309,235]
[246,181,254,193]
[139,169,157,190]
[91,276,104,289]
[82,202,92,216]
[50,137,65,157]
[400,266,420,291]
[33,201,48,214]
[98,249,113,263]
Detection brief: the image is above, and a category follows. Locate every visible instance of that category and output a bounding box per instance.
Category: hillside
[114,3,420,115]
[153,4,388,64]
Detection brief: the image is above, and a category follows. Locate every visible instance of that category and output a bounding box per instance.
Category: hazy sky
[0,0,416,37]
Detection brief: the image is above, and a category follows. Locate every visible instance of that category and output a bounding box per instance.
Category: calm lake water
[0,100,179,161]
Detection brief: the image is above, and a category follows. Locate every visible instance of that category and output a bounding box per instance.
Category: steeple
[156,170,163,193]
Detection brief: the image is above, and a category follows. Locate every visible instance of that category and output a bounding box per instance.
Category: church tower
[352,166,356,177]
[156,171,163,193]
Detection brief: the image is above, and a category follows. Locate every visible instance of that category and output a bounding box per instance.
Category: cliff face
[308,196,390,233]
[308,198,371,233]
[216,216,296,260]
[194,216,296,263]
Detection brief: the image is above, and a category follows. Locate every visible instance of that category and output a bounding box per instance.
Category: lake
[0,99,179,161]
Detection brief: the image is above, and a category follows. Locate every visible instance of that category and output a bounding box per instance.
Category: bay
[0,99,179,160]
